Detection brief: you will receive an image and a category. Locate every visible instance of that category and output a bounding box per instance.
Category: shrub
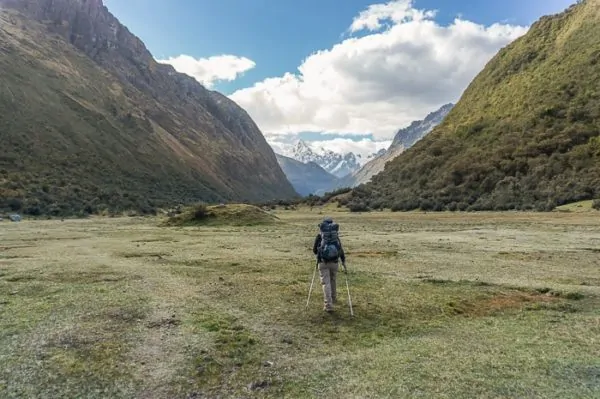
[593,199,600,210]
[369,199,384,210]
[348,201,369,212]
[193,203,209,220]
[7,198,22,211]
[390,202,405,212]
[457,202,469,211]
[419,199,435,211]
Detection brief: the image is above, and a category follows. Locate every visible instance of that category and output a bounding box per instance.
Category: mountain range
[0,0,297,216]
[2,0,597,215]
[285,141,373,178]
[350,0,600,211]
[275,104,453,195]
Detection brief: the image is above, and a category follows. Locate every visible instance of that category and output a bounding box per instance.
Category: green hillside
[350,0,600,211]
[0,3,297,217]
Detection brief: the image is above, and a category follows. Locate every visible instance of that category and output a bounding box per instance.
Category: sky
[103,0,576,158]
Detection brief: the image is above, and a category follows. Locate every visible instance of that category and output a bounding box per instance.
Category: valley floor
[1,210,599,398]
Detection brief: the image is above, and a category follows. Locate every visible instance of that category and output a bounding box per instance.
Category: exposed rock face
[390,103,454,150]
[0,0,297,214]
[347,103,454,186]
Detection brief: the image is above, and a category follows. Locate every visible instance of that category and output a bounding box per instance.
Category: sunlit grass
[1,210,599,398]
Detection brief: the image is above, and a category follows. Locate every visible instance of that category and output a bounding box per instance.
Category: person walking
[312,216,346,312]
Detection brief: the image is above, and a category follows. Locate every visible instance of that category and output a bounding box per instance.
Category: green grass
[554,200,595,212]
[1,210,599,398]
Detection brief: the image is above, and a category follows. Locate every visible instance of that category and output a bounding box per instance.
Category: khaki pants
[318,261,338,310]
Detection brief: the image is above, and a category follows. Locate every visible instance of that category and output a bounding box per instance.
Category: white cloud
[229,0,528,140]
[157,54,255,88]
[348,0,436,33]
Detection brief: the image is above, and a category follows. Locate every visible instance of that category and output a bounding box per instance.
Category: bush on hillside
[7,198,22,211]
[348,201,369,212]
[164,203,278,226]
[593,199,600,210]
[193,203,209,220]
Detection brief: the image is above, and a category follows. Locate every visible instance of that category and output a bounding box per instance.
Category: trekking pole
[344,266,354,317]
[306,260,318,309]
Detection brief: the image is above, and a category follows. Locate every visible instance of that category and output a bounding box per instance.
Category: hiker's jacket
[313,233,346,263]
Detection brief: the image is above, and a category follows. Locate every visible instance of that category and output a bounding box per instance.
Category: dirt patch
[350,250,397,258]
[119,251,170,259]
[50,329,104,350]
[3,274,37,282]
[469,291,561,316]
[248,380,271,391]
[0,255,33,259]
[131,238,178,243]
[46,270,130,284]
[146,314,181,329]
[0,245,36,251]
[493,251,557,261]
[103,306,148,323]
[578,247,600,253]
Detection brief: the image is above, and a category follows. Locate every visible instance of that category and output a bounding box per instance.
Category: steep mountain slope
[349,103,453,186]
[0,0,297,216]
[351,0,600,211]
[275,154,342,196]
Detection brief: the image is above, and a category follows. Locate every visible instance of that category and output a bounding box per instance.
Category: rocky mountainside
[275,154,343,196]
[0,0,297,216]
[350,0,600,211]
[348,103,453,186]
[390,103,454,149]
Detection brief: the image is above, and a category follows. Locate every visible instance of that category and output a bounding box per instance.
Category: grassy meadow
[1,207,599,398]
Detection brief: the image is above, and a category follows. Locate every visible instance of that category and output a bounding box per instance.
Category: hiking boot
[323,305,334,312]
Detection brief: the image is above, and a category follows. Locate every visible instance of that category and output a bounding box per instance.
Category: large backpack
[319,221,340,262]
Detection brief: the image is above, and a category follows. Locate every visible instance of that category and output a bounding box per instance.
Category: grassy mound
[164,203,279,227]
[554,200,597,212]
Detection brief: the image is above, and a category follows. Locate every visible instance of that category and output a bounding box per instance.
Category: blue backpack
[319,221,340,262]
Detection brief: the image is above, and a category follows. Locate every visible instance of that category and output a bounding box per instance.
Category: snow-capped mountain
[286,140,368,178]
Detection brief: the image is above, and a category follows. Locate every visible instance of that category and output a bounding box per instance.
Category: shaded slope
[352,0,600,211]
[0,1,297,216]
[276,154,343,196]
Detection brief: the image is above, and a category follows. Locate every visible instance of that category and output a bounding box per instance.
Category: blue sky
[103,0,576,156]
[104,0,574,94]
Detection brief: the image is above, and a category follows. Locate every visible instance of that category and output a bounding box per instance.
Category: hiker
[313,216,346,312]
